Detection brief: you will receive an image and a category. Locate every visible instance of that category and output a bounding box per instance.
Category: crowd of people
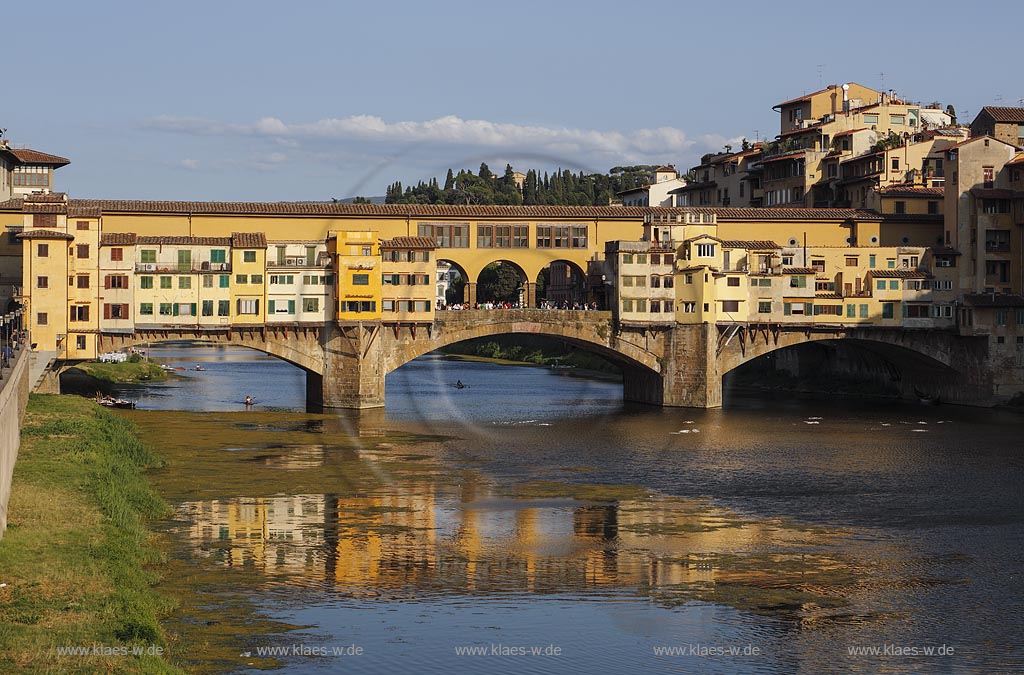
[437,301,601,311]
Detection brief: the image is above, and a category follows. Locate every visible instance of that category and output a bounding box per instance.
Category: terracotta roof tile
[232,232,267,248]
[137,235,232,246]
[100,233,138,246]
[3,148,70,166]
[977,106,1024,123]
[23,192,68,203]
[68,200,652,219]
[782,267,816,274]
[24,203,65,214]
[880,186,944,197]
[380,236,436,249]
[721,240,781,250]
[648,206,881,221]
[16,229,74,240]
[68,205,102,218]
[868,269,932,279]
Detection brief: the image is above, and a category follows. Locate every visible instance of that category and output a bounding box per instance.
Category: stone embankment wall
[0,349,31,540]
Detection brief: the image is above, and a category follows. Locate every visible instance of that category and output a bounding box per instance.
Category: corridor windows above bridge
[536,224,588,248]
[418,222,469,248]
[476,224,530,248]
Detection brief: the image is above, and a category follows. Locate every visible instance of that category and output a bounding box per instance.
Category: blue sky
[6,0,1018,201]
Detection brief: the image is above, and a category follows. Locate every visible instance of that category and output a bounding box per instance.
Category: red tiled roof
[100,233,138,246]
[68,200,652,218]
[1007,153,1024,166]
[880,186,944,197]
[68,205,102,218]
[231,232,266,248]
[23,192,68,203]
[773,86,830,109]
[977,106,1024,123]
[648,207,882,221]
[721,240,780,250]
[3,148,70,166]
[380,236,436,249]
[137,235,233,246]
[834,128,868,137]
[782,267,816,274]
[23,203,64,214]
[868,269,932,279]
[761,151,808,163]
[16,229,74,240]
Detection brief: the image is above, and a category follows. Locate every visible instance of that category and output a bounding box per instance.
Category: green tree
[443,168,455,191]
[477,262,522,303]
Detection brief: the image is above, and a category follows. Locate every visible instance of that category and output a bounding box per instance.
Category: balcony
[135,262,231,273]
[985,242,1011,253]
[268,258,331,269]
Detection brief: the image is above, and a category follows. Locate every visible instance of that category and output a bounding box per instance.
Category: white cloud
[179,158,201,170]
[144,114,699,163]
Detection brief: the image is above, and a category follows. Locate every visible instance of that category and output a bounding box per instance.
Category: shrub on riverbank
[0,395,183,674]
[442,335,621,374]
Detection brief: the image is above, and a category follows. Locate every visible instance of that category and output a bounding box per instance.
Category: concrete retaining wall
[0,349,31,541]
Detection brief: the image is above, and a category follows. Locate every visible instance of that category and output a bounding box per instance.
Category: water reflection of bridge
[182,482,801,594]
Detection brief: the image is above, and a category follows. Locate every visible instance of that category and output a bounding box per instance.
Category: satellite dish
[842,83,850,90]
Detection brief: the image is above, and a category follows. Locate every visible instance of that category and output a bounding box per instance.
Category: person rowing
[245,395,253,406]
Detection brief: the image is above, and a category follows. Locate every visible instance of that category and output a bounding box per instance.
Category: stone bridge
[97,311,994,409]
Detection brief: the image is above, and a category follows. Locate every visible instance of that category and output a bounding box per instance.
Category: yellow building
[380,236,436,322]
[229,232,267,325]
[332,230,381,321]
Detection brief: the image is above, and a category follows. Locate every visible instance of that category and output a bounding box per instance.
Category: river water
[110,344,1024,675]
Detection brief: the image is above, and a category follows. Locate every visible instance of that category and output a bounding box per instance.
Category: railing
[267,261,331,269]
[985,242,1011,253]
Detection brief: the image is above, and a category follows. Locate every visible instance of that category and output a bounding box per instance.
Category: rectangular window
[790,276,806,288]
[160,276,172,289]
[203,275,213,288]
[869,255,876,268]
[236,274,248,284]
[33,213,56,228]
[890,114,905,126]
[218,300,230,316]
[140,249,156,263]
[895,200,906,214]
[243,251,257,263]
[927,201,938,215]
[352,273,369,286]
[882,303,894,319]
[863,114,878,124]
[722,300,740,313]
[418,222,470,248]
[727,277,740,287]
[890,280,899,290]
[513,225,529,248]
[77,275,90,289]
[76,221,89,231]
[622,299,633,312]
[758,301,771,313]
[220,274,230,288]
[36,276,48,289]
[859,304,868,318]
[622,253,634,264]
[303,298,319,313]
[250,274,263,284]
[876,279,886,290]
[177,303,194,316]
[37,312,48,326]
[696,243,716,257]
[202,300,214,316]
[477,225,493,248]
[140,276,153,289]
[237,299,260,315]
[983,167,994,188]
[77,244,89,259]
[159,303,173,316]
[36,243,49,257]
[70,305,90,322]
[110,248,123,261]
[139,303,153,316]
[179,277,191,289]
[847,304,856,318]
[210,249,226,264]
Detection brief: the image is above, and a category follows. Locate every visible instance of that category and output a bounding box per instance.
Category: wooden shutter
[103,304,111,319]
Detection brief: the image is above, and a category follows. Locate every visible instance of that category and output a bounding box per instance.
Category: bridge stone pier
[97,312,999,410]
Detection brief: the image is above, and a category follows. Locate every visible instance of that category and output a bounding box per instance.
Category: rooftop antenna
[878,72,885,93]
[816,64,826,88]
[995,94,1004,103]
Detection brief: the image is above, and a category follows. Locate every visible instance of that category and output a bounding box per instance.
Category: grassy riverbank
[0,395,183,674]
[442,335,621,374]
[74,360,170,384]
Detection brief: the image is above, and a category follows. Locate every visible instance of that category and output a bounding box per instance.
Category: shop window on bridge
[418,222,469,248]
[202,300,214,316]
[382,300,394,312]
[758,301,771,314]
[139,303,153,316]
[663,276,674,288]
[882,303,894,319]
[344,301,377,313]
[722,300,740,313]
[636,299,647,312]
[303,298,319,313]
[218,300,230,316]
[903,304,930,319]
[651,301,661,313]
[651,276,661,288]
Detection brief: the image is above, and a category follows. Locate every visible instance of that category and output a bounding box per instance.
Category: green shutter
[288,300,295,314]
[804,303,813,315]
[172,304,179,316]
[268,300,275,313]
[784,302,791,316]
[191,303,197,317]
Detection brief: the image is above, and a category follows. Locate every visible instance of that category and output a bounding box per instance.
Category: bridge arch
[381,310,662,378]
[474,260,530,305]
[96,327,327,375]
[537,259,588,307]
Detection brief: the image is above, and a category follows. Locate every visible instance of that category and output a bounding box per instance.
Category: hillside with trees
[382,163,661,206]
